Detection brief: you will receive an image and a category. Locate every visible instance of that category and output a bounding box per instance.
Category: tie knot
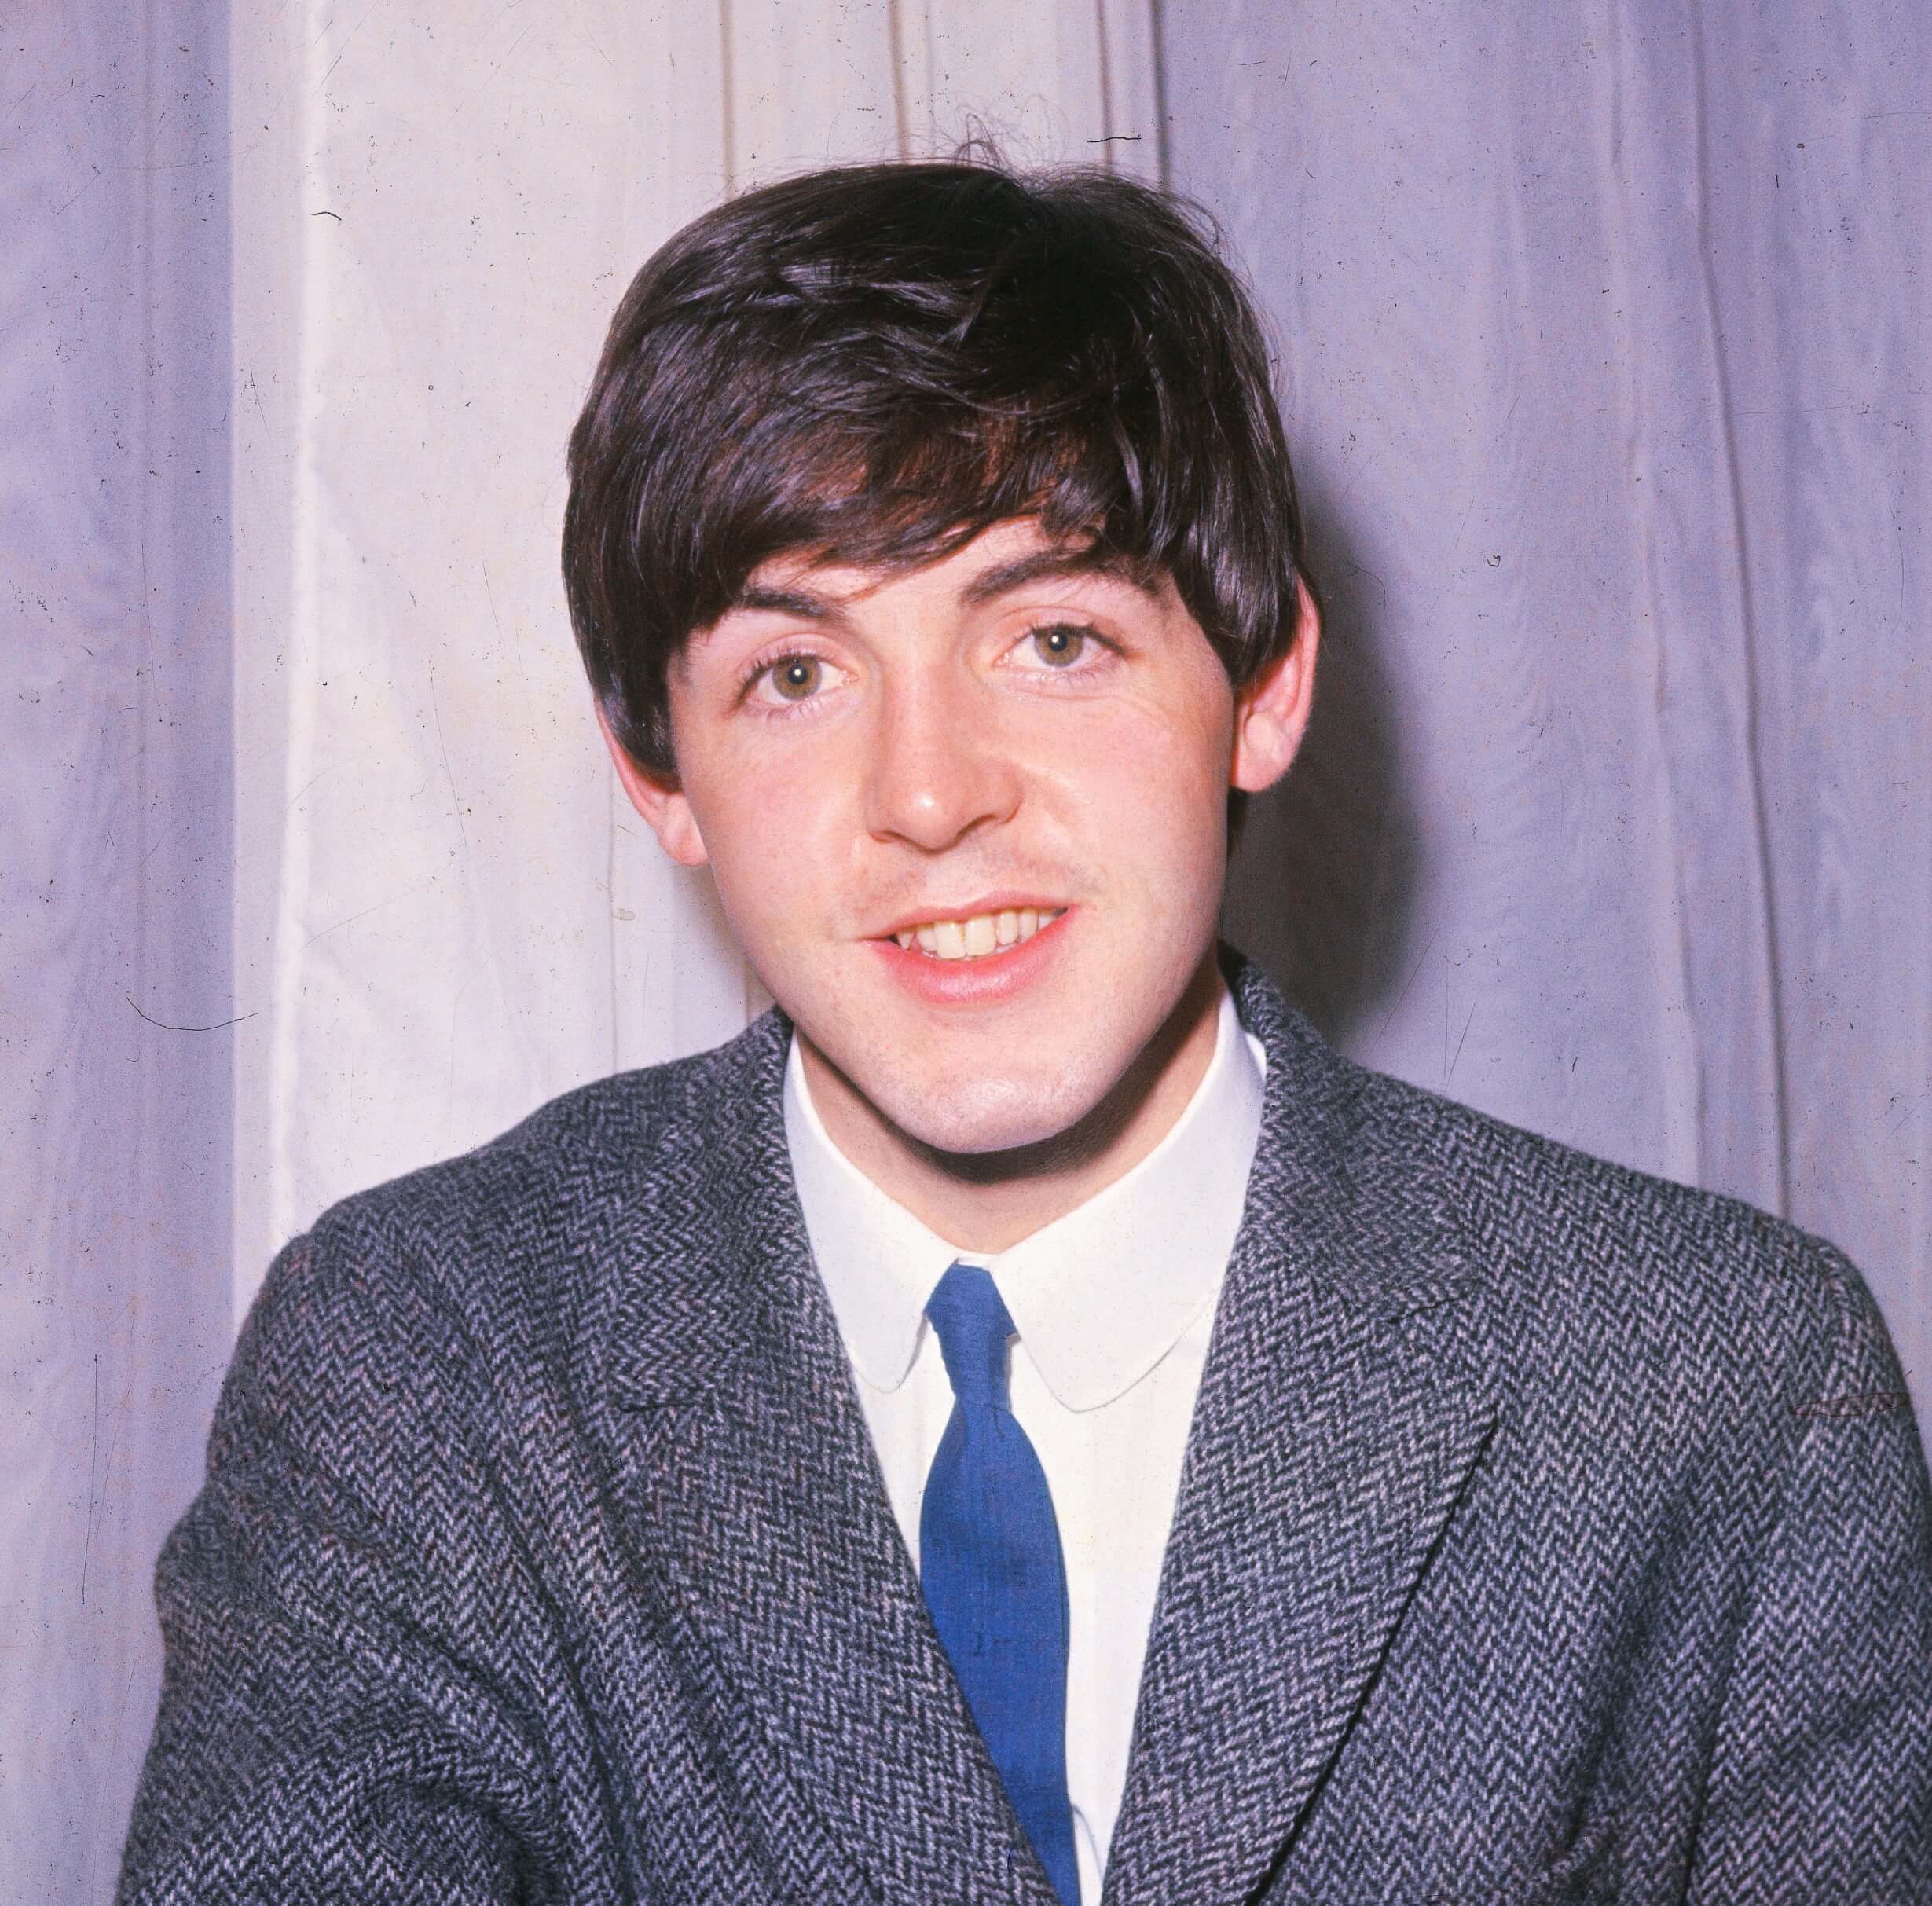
[925,1261,1016,1409]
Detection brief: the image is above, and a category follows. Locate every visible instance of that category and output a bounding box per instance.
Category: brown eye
[1032,624,1089,665]
[770,655,823,700]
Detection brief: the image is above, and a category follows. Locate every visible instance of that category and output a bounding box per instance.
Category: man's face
[621,517,1302,1158]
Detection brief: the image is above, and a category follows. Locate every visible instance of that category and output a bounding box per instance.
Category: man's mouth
[887,907,1068,962]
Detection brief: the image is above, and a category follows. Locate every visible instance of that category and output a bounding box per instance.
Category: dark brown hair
[563,156,1314,802]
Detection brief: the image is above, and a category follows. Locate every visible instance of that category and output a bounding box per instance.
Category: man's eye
[750,654,829,703]
[1025,622,1102,667]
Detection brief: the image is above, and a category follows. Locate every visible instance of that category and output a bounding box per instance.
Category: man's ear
[597,703,709,868]
[1230,578,1321,796]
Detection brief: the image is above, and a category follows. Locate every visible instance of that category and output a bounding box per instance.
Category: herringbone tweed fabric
[118,948,1932,1904]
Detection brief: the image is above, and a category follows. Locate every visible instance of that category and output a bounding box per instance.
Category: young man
[121,161,1930,1904]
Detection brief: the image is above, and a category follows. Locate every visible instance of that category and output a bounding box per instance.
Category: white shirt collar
[784,983,1267,1413]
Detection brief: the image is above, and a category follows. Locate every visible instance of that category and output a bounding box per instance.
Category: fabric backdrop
[2,8,233,1901]
[3,2,1924,1901]
[1175,0,1929,1432]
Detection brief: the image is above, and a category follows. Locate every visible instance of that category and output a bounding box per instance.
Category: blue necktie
[919,1261,1080,1906]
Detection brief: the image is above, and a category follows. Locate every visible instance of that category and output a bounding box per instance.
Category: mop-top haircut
[563,156,1314,786]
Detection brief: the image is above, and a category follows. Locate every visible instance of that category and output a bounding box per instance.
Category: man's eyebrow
[728,582,838,621]
[717,548,1157,626]
[958,548,1160,607]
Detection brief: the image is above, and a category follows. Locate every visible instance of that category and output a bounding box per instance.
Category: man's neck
[797,954,1227,1255]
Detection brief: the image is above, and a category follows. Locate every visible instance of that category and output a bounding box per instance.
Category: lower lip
[866,909,1074,1008]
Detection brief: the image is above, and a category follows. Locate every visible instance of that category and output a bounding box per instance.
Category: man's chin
[854,1055,1171,1183]
[871,1071,1096,1159]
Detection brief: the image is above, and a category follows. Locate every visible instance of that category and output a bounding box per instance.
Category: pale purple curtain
[1177,0,1930,1432]
[1,3,232,1895]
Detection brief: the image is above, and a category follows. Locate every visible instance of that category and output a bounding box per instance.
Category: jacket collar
[1101,950,1498,1904]
[603,946,1497,1904]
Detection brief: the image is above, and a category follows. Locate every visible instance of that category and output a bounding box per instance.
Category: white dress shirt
[783,984,1267,1899]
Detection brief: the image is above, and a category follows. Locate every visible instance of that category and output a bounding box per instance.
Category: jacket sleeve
[115,1229,562,1904]
[1687,1238,1932,1904]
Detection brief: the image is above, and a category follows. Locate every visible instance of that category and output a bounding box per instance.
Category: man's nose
[861,673,1022,852]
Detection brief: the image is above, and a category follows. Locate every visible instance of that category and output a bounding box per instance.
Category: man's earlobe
[596,704,709,868]
[1230,579,1322,797]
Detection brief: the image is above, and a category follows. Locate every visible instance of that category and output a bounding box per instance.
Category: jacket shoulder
[1343,1057,1898,1415]
[214,1022,772,1506]
[304,1015,768,1299]
[317,1028,741,1251]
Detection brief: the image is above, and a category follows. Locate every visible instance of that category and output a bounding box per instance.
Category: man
[119,159,1930,1904]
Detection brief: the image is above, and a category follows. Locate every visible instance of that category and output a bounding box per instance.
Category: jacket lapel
[1101,958,1499,1906]
[602,1010,1060,1906]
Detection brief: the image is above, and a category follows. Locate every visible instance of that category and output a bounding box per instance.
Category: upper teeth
[894,907,1065,958]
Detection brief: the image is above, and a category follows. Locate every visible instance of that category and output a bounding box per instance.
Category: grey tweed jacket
[119,950,1932,1904]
